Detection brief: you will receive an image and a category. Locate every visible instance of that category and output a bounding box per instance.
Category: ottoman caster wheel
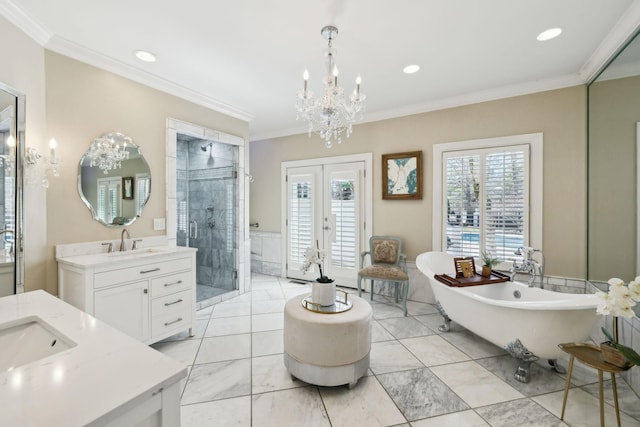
[347,381,357,390]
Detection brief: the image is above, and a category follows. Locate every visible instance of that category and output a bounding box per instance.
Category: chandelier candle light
[295,25,366,148]
[88,134,130,174]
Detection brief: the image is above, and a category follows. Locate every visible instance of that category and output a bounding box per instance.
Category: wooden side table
[558,343,632,427]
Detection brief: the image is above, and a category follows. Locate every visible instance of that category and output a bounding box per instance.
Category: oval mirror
[78,132,151,227]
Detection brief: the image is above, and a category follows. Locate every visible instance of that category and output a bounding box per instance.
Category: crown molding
[0,0,51,45]
[579,0,640,83]
[250,73,584,142]
[0,0,253,123]
[47,36,254,123]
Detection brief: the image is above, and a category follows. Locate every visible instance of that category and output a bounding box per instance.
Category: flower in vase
[300,246,332,282]
[595,277,640,366]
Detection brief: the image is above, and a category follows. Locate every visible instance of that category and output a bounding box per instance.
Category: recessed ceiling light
[134,50,157,62]
[403,64,420,74]
[537,28,562,41]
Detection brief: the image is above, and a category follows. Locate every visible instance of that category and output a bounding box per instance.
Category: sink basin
[0,316,77,372]
[106,247,176,258]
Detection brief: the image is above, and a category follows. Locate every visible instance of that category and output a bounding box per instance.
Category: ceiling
[2,0,640,141]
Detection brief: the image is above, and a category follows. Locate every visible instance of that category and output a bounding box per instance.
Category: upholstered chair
[357,236,409,316]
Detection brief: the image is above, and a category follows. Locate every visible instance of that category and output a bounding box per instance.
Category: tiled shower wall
[178,139,237,291]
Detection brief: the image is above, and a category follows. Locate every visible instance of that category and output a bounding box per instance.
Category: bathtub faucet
[510,247,544,288]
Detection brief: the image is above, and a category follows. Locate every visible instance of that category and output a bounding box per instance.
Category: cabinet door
[95,281,149,342]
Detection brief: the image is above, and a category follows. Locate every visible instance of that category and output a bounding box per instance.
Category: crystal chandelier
[295,25,366,148]
[88,134,130,174]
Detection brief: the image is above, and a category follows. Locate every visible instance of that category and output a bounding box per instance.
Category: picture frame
[382,151,423,200]
[122,176,134,200]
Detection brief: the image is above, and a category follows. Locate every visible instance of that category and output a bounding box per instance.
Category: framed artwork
[382,151,423,200]
[123,176,134,200]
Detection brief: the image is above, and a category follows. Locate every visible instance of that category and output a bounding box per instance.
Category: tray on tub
[434,270,510,287]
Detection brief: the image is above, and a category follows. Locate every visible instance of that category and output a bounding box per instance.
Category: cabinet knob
[143,288,148,294]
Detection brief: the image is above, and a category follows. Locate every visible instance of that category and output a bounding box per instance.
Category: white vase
[311,281,336,306]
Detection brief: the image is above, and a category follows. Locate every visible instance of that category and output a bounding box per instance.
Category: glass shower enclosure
[176,134,238,304]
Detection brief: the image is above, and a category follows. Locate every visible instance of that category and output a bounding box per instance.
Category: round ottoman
[283,293,372,388]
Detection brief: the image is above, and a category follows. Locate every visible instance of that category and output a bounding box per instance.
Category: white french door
[283,155,371,287]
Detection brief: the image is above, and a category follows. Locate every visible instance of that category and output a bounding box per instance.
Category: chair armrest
[360,251,371,269]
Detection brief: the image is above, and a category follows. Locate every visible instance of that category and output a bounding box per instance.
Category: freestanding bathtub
[416,251,599,380]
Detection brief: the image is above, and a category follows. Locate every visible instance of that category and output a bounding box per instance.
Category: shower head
[201,142,213,152]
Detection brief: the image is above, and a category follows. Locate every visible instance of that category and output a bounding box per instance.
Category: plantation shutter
[97,177,121,224]
[444,152,481,258]
[484,146,528,260]
[330,175,356,269]
[443,145,528,262]
[289,176,314,266]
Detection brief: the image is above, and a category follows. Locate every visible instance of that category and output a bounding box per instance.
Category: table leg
[561,355,574,420]
[599,369,604,427]
[611,372,621,427]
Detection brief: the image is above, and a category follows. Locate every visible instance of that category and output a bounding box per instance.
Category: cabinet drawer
[151,309,191,338]
[152,289,191,317]
[94,257,191,289]
[150,272,192,298]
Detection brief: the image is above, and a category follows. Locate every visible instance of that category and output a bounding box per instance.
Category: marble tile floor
[152,274,640,427]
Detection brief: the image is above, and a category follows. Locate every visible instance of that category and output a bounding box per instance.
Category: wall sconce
[25,138,60,188]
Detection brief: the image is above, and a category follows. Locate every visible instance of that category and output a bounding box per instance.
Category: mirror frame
[77,132,151,228]
[0,81,24,294]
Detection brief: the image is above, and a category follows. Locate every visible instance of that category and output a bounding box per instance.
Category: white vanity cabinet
[57,247,196,345]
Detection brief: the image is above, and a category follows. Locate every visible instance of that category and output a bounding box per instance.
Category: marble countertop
[0,290,187,426]
[56,245,196,268]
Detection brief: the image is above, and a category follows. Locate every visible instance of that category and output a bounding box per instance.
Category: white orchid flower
[628,281,640,302]
[608,277,625,287]
[595,291,613,315]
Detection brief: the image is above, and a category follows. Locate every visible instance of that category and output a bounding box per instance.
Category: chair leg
[357,276,362,297]
[370,280,374,300]
[402,281,409,316]
[394,282,399,303]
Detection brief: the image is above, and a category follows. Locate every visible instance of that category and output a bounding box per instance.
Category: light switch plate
[153,218,166,231]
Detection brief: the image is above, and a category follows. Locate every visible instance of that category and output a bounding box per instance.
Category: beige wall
[588,75,640,282]
[45,51,249,294]
[0,17,47,291]
[251,86,587,278]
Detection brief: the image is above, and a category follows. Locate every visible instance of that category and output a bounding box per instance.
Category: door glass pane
[289,180,313,266]
[330,177,356,269]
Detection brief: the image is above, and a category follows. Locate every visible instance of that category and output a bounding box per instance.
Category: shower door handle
[189,220,198,239]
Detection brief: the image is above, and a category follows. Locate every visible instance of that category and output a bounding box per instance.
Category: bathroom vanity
[0,290,186,426]
[57,245,196,345]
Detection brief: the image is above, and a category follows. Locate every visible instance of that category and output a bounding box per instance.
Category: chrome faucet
[509,247,545,288]
[120,228,130,252]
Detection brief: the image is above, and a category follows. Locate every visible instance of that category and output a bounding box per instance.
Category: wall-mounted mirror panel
[588,28,640,314]
[78,132,151,227]
[0,81,23,296]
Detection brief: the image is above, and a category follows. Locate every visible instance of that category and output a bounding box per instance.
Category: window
[97,177,121,224]
[135,173,150,215]
[433,133,542,266]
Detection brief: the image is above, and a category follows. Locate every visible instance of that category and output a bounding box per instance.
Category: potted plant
[596,278,640,368]
[481,251,500,277]
[300,241,335,306]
